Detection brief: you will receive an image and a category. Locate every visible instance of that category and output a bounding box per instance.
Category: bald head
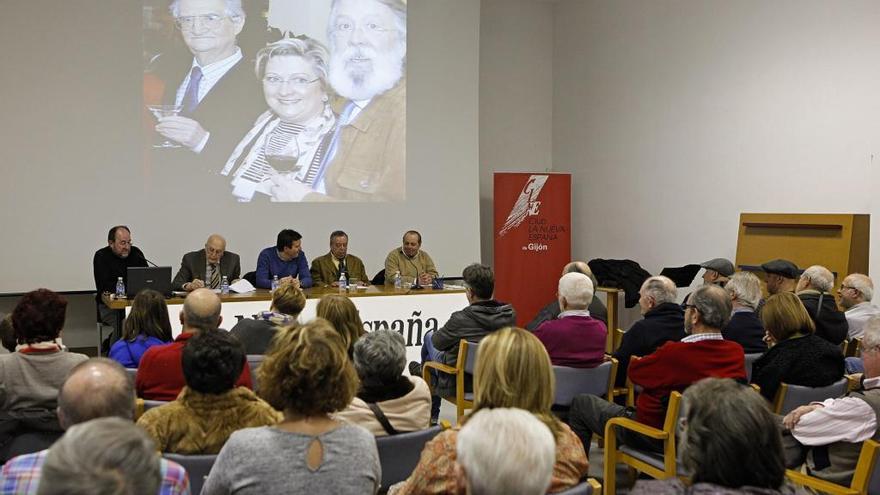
[181,288,222,332]
[205,234,227,264]
[57,358,134,429]
[562,261,599,290]
[840,273,874,309]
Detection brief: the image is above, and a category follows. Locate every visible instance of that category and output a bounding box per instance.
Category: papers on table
[229,279,256,293]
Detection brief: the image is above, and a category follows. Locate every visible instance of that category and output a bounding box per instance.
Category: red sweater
[135,332,253,401]
[629,339,746,428]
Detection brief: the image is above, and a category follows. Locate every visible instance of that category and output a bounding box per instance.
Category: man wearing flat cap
[761,259,800,295]
[700,258,734,287]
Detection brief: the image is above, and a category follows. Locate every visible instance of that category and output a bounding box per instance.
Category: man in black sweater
[93,226,148,331]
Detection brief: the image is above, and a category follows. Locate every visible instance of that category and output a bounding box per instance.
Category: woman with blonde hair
[230,283,306,354]
[202,319,380,494]
[751,292,844,401]
[393,327,588,494]
[316,294,365,356]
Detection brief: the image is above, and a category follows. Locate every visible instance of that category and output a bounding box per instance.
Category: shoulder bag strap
[366,402,399,436]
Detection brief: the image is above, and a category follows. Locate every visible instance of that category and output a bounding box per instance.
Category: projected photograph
[142,0,406,202]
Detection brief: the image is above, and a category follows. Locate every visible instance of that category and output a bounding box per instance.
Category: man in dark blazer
[172,234,241,291]
[310,230,369,287]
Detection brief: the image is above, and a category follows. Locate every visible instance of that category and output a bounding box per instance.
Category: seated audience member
[310,230,369,287]
[201,320,380,494]
[723,271,767,353]
[534,272,607,367]
[762,259,800,296]
[782,316,880,486]
[612,275,685,387]
[138,330,281,454]
[0,315,15,353]
[384,230,439,287]
[394,327,588,494]
[108,289,173,368]
[839,273,880,340]
[336,330,431,436]
[569,285,747,455]
[316,294,366,357]
[525,261,608,330]
[750,292,844,402]
[411,263,516,423]
[1,358,188,494]
[255,229,313,289]
[172,234,241,291]
[93,225,148,328]
[37,418,161,495]
[699,257,735,287]
[631,378,791,495]
[230,284,305,354]
[456,408,556,495]
[796,265,848,345]
[136,289,252,401]
[0,290,88,415]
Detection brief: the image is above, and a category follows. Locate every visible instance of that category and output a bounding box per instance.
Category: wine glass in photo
[264,128,302,176]
[147,104,183,148]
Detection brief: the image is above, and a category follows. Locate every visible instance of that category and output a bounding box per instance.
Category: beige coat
[384,248,439,284]
[335,376,432,436]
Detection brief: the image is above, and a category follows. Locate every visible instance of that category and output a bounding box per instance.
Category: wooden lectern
[735,213,870,290]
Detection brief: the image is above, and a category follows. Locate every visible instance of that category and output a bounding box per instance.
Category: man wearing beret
[700,258,735,287]
[762,259,800,295]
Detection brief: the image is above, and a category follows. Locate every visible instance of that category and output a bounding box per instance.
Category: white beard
[329,42,405,101]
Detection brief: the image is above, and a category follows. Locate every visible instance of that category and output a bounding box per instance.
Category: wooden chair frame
[603,391,682,495]
[786,439,880,495]
[423,339,474,423]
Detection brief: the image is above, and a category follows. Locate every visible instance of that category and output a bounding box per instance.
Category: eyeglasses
[680,303,696,311]
[839,285,857,292]
[174,14,229,31]
[263,75,320,89]
[332,20,393,35]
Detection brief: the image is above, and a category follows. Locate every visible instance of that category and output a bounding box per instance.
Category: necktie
[338,258,347,278]
[181,66,203,116]
[209,264,220,289]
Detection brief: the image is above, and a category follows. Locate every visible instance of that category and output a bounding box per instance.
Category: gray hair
[845,273,874,302]
[169,0,245,19]
[724,272,762,310]
[680,378,785,488]
[58,358,134,429]
[457,408,555,495]
[862,316,880,352]
[352,329,406,384]
[800,265,834,292]
[254,36,330,85]
[641,275,678,305]
[558,272,594,310]
[690,284,732,329]
[563,261,599,291]
[37,417,161,495]
[328,0,407,46]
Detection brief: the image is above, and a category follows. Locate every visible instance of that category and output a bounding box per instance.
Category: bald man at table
[172,234,241,291]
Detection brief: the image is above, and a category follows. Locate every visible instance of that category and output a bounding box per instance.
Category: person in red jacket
[136,289,252,400]
[567,284,747,455]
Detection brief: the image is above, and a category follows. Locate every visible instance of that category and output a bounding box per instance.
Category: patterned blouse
[393,422,589,494]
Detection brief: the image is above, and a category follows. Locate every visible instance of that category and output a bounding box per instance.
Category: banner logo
[498,175,548,237]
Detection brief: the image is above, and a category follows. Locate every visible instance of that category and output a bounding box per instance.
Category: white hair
[641,275,678,305]
[846,273,874,302]
[456,408,555,495]
[169,0,245,19]
[862,316,880,352]
[800,265,834,292]
[558,272,594,310]
[724,272,762,310]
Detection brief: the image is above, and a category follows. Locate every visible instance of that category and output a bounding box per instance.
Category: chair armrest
[587,478,602,493]
[423,361,457,375]
[605,417,669,441]
[134,398,145,421]
[785,470,858,495]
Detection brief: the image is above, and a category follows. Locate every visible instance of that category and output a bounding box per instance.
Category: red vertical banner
[494,173,571,327]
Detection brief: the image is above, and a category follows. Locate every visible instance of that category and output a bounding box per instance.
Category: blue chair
[773,377,849,415]
[787,439,880,495]
[553,358,618,407]
[163,453,217,495]
[375,425,445,491]
[744,352,762,381]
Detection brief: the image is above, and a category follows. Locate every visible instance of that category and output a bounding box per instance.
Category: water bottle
[393,271,402,289]
[220,276,229,295]
[271,275,279,292]
[115,277,125,298]
[338,271,347,292]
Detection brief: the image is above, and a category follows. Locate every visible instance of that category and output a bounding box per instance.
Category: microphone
[144,257,160,268]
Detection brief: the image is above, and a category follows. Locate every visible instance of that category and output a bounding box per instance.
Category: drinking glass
[147,104,183,148]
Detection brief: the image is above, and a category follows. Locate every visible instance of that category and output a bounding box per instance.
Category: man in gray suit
[172,234,241,291]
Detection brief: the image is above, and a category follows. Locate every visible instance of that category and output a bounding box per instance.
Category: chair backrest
[143,399,168,411]
[375,426,444,489]
[163,453,217,495]
[371,269,386,285]
[242,271,256,285]
[125,368,137,380]
[553,481,592,495]
[774,377,849,415]
[247,354,265,392]
[743,353,762,382]
[553,359,617,407]
[462,340,479,375]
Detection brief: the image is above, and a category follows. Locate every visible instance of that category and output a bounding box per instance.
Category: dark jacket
[588,259,651,308]
[171,249,241,291]
[723,310,768,354]
[612,302,685,387]
[798,291,849,345]
[93,245,148,304]
[432,300,516,397]
[229,311,296,355]
[750,334,845,402]
[525,297,608,331]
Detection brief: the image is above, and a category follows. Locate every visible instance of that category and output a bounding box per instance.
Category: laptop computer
[126,266,172,298]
